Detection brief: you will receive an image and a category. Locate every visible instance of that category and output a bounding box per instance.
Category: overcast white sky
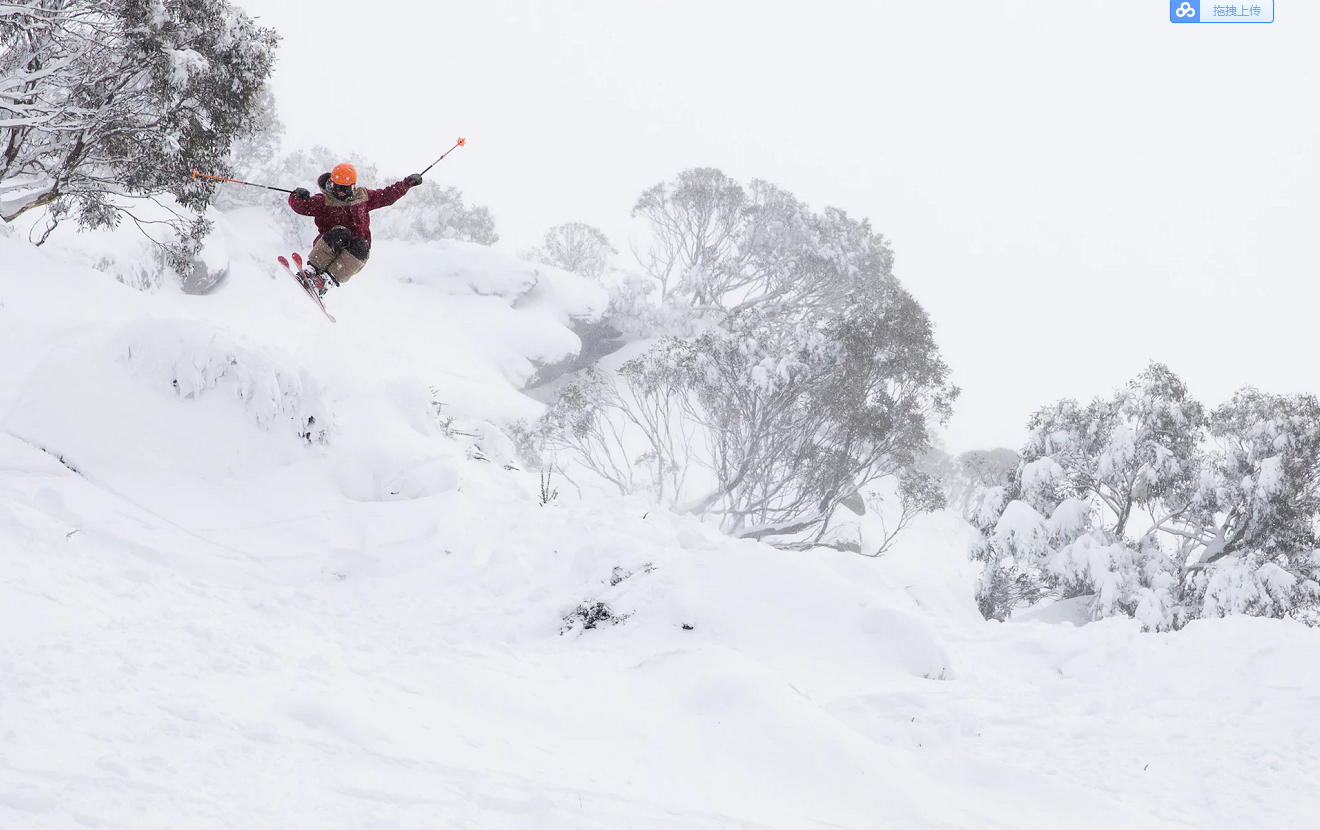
[235,0,1319,453]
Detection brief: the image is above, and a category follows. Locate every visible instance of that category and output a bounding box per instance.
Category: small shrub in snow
[609,563,655,586]
[539,468,559,505]
[504,420,546,471]
[560,601,630,634]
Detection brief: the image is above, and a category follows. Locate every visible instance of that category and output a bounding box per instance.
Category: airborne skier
[192,138,464,320]
[287,163,424,296]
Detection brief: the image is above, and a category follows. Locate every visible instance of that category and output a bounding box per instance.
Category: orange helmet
[330,163,357,186]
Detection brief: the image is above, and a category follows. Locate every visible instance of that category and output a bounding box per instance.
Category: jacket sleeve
[364,180,412,211]
[288,193,323,216]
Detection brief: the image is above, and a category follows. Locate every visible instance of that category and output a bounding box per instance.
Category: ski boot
[304,266,340,298]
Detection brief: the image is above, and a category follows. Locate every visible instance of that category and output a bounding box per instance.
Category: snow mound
[510,261,610,326]
[371,238,609,320]
[1012,595,1093,625]
[3,316,329,505]
[116,316,333,443]
[329,390,462,502]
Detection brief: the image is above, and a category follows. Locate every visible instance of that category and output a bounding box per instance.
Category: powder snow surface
[1,221,1318,828]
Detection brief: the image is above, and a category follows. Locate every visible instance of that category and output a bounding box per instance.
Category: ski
[293,252,340,307]
[278,254,335,323]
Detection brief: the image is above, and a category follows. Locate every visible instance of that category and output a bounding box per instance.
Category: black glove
[404,173,423,187]
[317,172,331,189]
[292,187,310,200]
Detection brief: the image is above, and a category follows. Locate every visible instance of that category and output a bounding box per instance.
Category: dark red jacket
[288,178,412,245]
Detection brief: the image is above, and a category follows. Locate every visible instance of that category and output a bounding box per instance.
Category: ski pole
[419,137,467,177]
[191,168,295,194]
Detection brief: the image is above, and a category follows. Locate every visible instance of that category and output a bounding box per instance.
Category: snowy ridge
[2,228,1319,827]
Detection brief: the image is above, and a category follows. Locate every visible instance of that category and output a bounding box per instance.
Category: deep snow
[1,212,1317,828]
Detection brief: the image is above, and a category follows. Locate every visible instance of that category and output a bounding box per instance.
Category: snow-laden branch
[0,0,277,269]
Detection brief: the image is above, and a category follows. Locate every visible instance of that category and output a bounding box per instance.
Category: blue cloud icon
[1171,0,1200,22]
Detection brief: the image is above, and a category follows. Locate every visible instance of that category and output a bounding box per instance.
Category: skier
[288,163,424,296]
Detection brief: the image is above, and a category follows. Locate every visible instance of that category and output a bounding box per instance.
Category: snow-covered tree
[209,86,285,212]
[526,221,616,278]
[535,362,698,506]
[627,167,900,344]
[1019,363,1205,536]
[541,276,956,550]
[372,183,498,246]
[972,366,1320,629]
[632,167,750,304]
[1173,389,1320,620]
[1182,389,1320,566]
[944,447,1019,521]
[971,498,1052,621]
[0,0,278,269]
[539,167,953,551]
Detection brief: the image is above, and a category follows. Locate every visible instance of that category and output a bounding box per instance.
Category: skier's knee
[348,237,370,262]
[322,226,352,252]
[328,250,366,282]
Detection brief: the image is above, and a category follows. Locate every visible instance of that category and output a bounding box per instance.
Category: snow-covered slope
[2,223,1318,828]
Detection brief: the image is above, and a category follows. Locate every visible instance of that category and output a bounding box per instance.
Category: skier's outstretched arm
[365,175,422,210]
[288,187,319,215]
